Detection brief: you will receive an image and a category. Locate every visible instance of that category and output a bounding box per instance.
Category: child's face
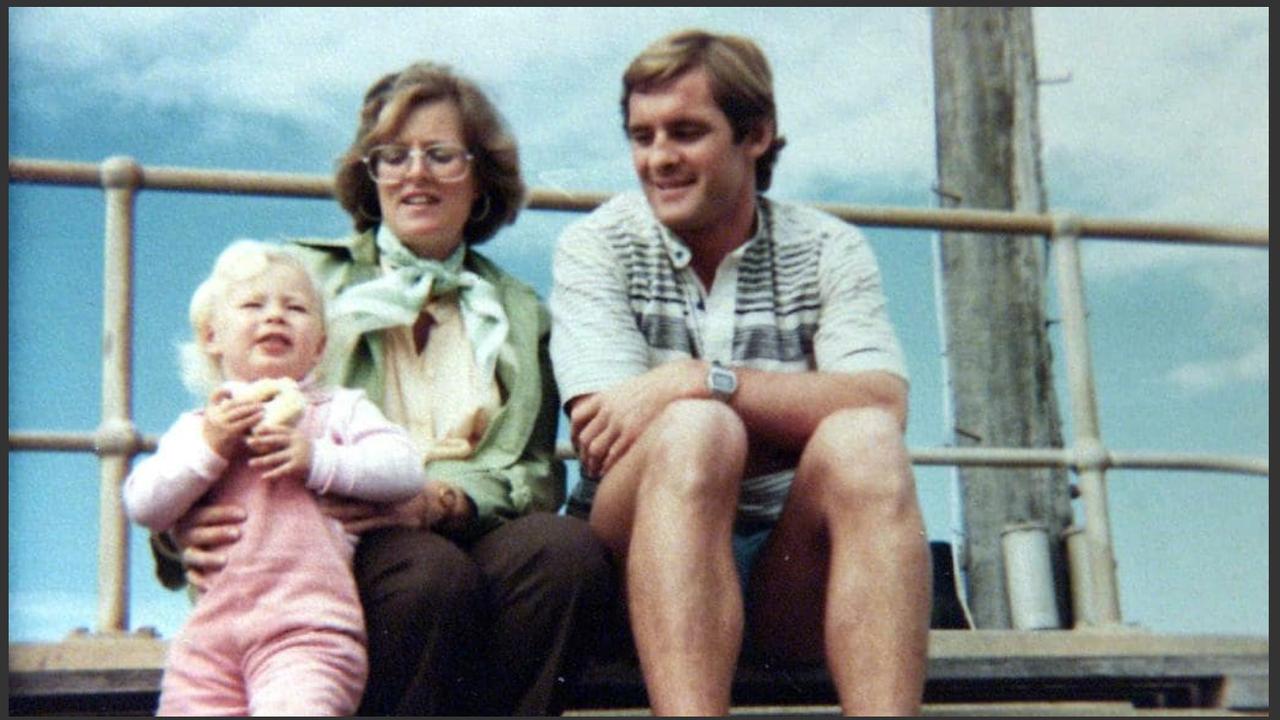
[204,262,326,384]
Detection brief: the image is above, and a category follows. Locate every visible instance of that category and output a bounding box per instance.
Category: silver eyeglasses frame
[362,143,475,184]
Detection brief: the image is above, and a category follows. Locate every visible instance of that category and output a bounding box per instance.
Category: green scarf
[329,225,510,384]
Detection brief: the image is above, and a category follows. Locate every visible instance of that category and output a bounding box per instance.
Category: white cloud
[1031,8,1269,388]
[1080,241,1269,396]
[12,7,1267,281]
[10,7,195,66]
[1166,339,1269,394]
[761,8,937,195]
[16,7,1266,218]
[1035,7,1269,228]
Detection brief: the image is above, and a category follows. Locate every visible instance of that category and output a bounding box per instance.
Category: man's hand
[246,424,313,483]
[570,359,706,478]
[171,503,247,593]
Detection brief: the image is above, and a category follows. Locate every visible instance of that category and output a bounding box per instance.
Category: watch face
[711,372,735,393]
[709,365,737,397]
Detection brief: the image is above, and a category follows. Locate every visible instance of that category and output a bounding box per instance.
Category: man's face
[626,68,771,245]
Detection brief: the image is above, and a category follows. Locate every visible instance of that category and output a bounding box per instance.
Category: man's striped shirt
[550,192,908,522]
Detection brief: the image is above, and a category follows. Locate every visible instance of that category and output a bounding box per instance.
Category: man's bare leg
[590,400,748,715]
[749,407,930,715]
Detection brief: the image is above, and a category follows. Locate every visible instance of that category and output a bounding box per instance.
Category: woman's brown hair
[334,62,526,245]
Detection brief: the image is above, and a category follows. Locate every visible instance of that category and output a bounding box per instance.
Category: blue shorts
[732,522,775,597]
[570,492,775,598]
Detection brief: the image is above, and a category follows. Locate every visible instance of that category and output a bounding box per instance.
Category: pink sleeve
[306,389,425,503]
[122,412,228,532]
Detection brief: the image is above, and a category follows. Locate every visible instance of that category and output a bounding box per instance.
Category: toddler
[124,240,425,716]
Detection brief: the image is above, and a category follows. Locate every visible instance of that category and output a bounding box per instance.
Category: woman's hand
[171,503,247,593]
[430,481,475,535]
[318,481,472,535]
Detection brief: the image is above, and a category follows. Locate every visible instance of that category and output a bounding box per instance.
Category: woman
[157,62,614,715]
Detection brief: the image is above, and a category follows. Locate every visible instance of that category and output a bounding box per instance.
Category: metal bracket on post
[93,419,141,458]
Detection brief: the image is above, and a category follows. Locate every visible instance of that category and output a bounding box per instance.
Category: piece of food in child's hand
[234,377,306,427]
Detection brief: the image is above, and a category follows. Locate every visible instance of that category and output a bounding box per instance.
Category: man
[549,29,931,715]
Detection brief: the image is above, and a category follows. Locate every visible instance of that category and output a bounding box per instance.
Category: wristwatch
[706,360,738,402]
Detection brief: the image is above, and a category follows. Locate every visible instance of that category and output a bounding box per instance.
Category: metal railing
[8,156,1270,638]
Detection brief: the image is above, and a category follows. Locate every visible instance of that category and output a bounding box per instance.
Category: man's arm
[569,362,907,478]
[567,358,706,479]
[551,201,660,477]
[730,367,907,449]
[549,201,661,399]
[723,206,910,452]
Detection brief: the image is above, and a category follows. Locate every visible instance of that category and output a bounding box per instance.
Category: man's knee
[639,399,748,500]
[800,406,914,507]
[651,399,748,454]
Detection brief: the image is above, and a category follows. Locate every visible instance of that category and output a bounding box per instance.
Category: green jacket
[291,230,566,537]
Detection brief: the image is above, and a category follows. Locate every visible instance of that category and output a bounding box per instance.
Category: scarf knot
[329,225,509,382]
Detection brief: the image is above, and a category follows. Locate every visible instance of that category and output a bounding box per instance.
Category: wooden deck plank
[9,630,1269,716]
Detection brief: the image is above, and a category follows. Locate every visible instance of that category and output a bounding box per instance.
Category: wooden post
[931,7,1074,628]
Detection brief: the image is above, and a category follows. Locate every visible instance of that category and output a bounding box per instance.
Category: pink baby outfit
[124,384,424,716]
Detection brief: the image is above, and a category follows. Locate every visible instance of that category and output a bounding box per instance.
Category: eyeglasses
[363,143,474,184]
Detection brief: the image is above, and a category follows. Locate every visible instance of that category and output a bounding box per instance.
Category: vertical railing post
[94,156,142,635]
[1051,214,1122,626]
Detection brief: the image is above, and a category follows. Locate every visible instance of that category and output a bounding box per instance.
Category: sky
[8,8,1268,643]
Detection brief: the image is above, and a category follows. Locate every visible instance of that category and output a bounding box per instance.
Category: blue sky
[9,8,1268,641]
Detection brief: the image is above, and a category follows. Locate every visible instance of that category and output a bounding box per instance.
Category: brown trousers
[353,512,615,715]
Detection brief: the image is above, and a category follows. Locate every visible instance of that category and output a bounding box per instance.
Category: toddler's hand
[246,424,313,484]
[202,388,263,461]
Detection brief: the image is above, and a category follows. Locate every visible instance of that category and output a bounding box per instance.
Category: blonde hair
[622,29,787,191]
[179,240,327,398]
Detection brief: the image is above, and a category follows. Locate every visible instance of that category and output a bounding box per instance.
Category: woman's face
[375,100,478,260]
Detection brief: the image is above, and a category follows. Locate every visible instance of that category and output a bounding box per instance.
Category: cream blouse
[380,296,502,464]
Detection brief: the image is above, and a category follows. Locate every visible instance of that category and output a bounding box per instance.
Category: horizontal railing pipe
[6,431,1269,477]
[816,202,1269,248]
[11,158,1268,248]
[1105,452,1270,477]
[9,158,333,198]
